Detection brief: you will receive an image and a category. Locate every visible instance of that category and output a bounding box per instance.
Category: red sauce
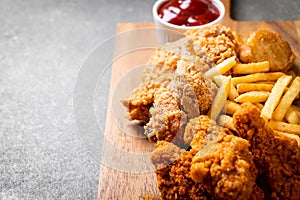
[158,0,220,26]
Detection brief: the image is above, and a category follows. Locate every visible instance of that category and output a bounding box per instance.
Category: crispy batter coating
[144,87,184,144]
[145,70,214,146]
[233,103,300,200]
[183,115,211,145]
[185,24,240,64]
[151,142,209,200]
[189,117,259,200]
[123,25,238,125]
[238,29,295,71]
[122,37,202,124]
[122,84,158,124]
[151,116,260,200]
[191,130,258,200]
[122,62,175,123]
[151,141,185,169]
[175,59,215,114]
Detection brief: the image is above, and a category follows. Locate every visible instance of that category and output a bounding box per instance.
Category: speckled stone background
[1,0,300,199]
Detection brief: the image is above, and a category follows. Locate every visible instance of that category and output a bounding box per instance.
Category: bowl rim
[152,0,225,30]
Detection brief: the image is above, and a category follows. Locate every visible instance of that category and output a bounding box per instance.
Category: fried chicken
[233,102,300,200]
[144,72,213,146]
[144,87,184,144]
[185,24,240,65]
[122,38,199,124]
[238,29,296,71]
[123,25,238,125]
[151,141,210,200]
[121,62,176,124]
[151,116,261,200]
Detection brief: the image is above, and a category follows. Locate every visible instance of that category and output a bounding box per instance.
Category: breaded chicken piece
[239,30,295,71]
[185,24,240,64]
[122,38,203,124]
[122,62,175,124]
[175,59,217,114]
[122,84,158,124]
[145,68,214,146]
[233,103,300,200]
[151,142,209,200]
[183,115,211,145]
[144,87,184,144]
[190,118,259,200]
[123,26,238,124]
[151,116,261,200]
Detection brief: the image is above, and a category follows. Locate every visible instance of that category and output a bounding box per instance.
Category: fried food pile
[151,116,261,200]
[122,25,237,145]
[122,24,300,199]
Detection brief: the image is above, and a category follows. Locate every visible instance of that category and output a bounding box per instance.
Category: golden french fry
[213,75,231,88]
[236,83,274,93]
[285,107,299,124]
[275,131,300,145]
[217,115,236,131]
[204,56,236,78]
[254,103,264,111]
[225,100,241,115]
[269,120,300,136]
[291,105,300,119]
[232,61,270,74]
[228,82,239,101]
[231,72,285,85]
[234,91,270,103]
[209,77,231,120]
[273,77,300,121]
[261,75,292,120]
[258,81,276,85]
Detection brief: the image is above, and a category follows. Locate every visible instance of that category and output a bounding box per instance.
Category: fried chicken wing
[238,29,295,71]
[233,102,300,200]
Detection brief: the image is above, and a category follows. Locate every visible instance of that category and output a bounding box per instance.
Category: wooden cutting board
[97,0,300,199]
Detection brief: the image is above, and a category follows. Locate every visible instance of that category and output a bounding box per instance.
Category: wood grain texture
[97,0,300,199]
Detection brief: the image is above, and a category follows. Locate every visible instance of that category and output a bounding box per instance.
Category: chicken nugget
[239,29,295,71]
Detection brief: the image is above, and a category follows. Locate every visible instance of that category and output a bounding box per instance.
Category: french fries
[237,83,274,93]
[209,76,231,120]
[285,107,299,124]
[291,105,300,119]
[208,57,300,138]
[217,115,235,131]
[260,75,292,120]
[231,72,285,85]
[204,56,236,78]
[275,131,300,145]
[254,103,264,111]
[269,121,300,136]
[225,100,241,115]
[232,61,269,74]
[234,91,270,103]
[273,77,300,121]
[228,83,239,101]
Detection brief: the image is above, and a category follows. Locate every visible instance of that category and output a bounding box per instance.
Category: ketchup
[158,0,220,26]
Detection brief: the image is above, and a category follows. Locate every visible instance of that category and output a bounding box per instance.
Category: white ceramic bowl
[152,0,225,44]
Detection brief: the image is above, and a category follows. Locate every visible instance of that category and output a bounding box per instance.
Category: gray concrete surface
[0,0,300,199]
